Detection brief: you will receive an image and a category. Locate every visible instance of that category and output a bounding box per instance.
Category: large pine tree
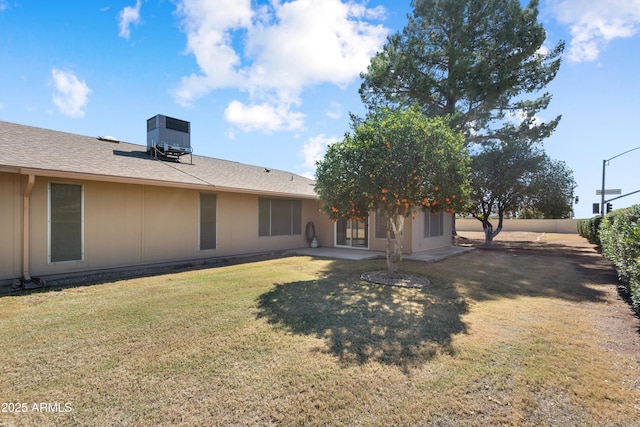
[360,0,564,146]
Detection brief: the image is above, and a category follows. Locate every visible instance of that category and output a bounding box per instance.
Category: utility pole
[600,146,640,215]
[600,159,606,216]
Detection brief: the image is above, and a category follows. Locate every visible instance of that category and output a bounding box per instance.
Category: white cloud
[224,100,305,133]
[245,0,388,92]
[51,68,92,118]
[536,44,550,56]
[118,0,142,40]
[173,0,388,132]
[0,0,8,12]
[299,133,340,178]
[173,0,253,106]
[550,0,640,62]
[507,110,543,128]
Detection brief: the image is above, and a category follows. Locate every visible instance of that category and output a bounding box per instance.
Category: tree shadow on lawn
[256,262,468,372]
[256,235,619,370]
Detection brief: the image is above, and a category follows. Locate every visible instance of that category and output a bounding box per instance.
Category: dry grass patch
[1,233,639,426]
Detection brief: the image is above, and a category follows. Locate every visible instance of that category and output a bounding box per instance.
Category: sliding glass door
[335,217,368,248]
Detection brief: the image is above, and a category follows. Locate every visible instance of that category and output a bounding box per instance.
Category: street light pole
[600,145,640,215]
[600,159,606,216]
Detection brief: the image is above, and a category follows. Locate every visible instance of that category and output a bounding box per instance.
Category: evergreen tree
[360,0,564,147]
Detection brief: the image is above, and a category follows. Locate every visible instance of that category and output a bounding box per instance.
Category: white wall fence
[456,218,579,234]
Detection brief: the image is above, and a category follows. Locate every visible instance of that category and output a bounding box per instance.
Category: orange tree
[315,106,471,275]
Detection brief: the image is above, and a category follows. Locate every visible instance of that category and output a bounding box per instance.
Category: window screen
[375,212,395,239]
[258,198,302,236]
[50,183,83,262]
[200,193,217,250]
[258,198,271,237]
[424,211,444,238]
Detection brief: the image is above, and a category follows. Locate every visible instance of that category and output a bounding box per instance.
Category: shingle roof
[0,120,317,198]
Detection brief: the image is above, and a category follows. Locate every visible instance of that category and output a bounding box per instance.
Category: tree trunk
[472,208,505,246]
[481,218,502,245]
[386,213,405,276]
[483,222,494,245]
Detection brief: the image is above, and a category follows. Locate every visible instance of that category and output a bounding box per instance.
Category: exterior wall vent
[147,114,192,163]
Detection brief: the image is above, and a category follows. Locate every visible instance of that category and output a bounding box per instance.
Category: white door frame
[334,217,369,249]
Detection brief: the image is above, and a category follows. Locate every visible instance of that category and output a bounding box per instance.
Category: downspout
[22,174,35,281]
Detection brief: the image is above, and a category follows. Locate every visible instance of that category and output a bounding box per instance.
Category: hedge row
[577,215,603,247]
[579,205,640,313]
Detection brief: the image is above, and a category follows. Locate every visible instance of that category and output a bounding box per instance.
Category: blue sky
[0,0,638,218]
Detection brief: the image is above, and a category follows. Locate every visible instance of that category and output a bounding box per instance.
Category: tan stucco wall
[368,211,414,254]
[370,211,385,252]
[216,192,317,254]
[411,211,453,253]
[140,185,198,263]
[367,211,452,254]
[1,170,460,284]
[456,218,579,234]
[0,172,22,281]
[89,182,146,266]
[307,207,335,249]
[1,173,330,284]
[27,180,204,275]
[370,225,389,252]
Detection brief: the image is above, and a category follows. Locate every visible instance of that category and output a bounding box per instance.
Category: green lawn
[1,234,638,426]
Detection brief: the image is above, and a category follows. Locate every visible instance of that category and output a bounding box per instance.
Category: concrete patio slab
[290,247,384,261]
[404,245,474,262]
[290,245,474,262]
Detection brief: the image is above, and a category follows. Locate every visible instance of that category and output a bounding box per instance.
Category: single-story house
[0,118,454,286]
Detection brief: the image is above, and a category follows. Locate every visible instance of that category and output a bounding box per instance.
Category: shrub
[599,205,640,313]
[577,219,586,237]
[577,216,603,247]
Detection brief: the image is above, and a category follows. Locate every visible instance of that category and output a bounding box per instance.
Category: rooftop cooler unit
[147,114,192,163]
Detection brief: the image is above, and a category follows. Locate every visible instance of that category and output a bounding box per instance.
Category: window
[374,211,394,239]
[259,198,302,237]
[200,193,217,250]
[424,211,444,238]
[49,182,83,263]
